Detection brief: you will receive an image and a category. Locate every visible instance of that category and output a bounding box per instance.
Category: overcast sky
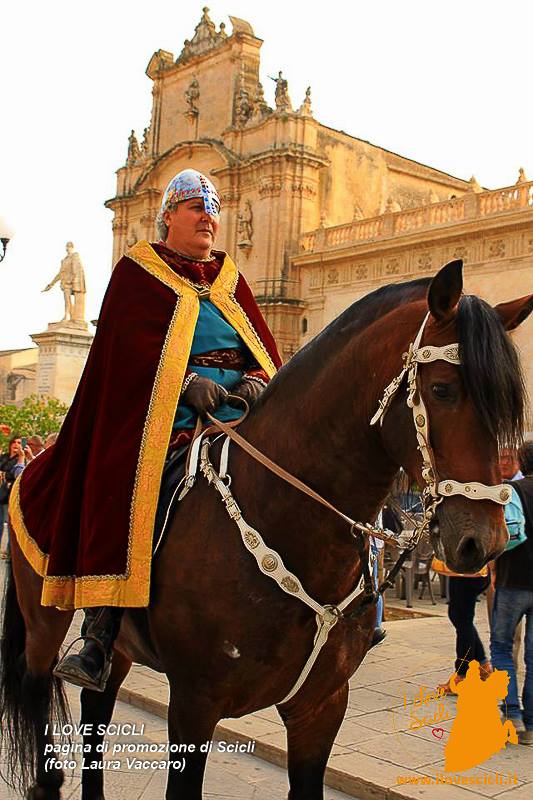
[1,0,531,351]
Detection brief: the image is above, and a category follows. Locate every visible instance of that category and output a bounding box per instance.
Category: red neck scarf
[153,242,224,286]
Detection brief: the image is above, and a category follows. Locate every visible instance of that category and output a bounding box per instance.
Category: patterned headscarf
[160,169,221,218]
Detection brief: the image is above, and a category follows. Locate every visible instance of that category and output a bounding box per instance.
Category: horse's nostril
[457,535,484,567]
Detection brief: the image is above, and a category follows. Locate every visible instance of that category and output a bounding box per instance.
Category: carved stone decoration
[234,88,252,126]
[234,67,252,127]
[385,197,401,213]
[185,78,200,118]
[488,239,506,258]
[385,258,400,275]
[237,200,253,257]
[270,71,292,112]
[352,204,365,221]
[259,180,282,198]
[298,86,313,117]
[417,252,432,271]
[220,189,240,204]
[327,268,339,285]
[516,167,528,184]
[126,130,140,166]
[140,127,151,158]
[126,229,138,248]
[251,82,272,121]
[292,182,316,198]
[453,245,469,264]
[353,264,368,281]
[467,175,483,193]
[145,49,174,80]
[176,7,227,64]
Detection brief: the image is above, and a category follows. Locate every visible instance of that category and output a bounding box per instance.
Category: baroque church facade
[106,9,533,412]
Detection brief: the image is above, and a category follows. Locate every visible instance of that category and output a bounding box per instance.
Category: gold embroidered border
[129,243,276,376]
[36,292,200,608]
[211,255,277,378]
[8,475,49,575]
[128,240,204,296]
[10,241,273,607]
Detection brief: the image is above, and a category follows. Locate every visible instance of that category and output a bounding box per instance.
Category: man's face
[164,198,220,256]
[28,437,43,455]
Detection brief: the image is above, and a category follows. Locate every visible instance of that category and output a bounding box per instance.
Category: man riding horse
[9,168,281,692]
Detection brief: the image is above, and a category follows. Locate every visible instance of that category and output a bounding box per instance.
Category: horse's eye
[432,383,449,400]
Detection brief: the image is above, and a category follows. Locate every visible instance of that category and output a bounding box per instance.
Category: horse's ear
[427,260,463,322]
[494,295,533,331]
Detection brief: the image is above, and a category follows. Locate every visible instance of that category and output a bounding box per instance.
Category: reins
[177,310,512,703]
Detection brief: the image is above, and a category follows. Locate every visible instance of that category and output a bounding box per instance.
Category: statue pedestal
[31,322,94,405]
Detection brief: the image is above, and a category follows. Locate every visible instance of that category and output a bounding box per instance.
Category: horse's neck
[226,316,404,592]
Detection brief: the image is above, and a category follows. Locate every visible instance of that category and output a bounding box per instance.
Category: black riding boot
[54,607,123,692]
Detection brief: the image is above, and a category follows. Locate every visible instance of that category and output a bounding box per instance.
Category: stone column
[31,321,94,405]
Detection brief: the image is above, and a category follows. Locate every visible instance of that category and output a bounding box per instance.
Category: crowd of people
[0,430,57,559]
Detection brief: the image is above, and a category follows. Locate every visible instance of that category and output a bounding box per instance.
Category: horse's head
[379,260,532,573]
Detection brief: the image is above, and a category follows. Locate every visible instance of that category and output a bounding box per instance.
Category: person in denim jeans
[491,442,533,745]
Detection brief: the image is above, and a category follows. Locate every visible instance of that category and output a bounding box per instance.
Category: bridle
[369,311,511,552]
[175,310,511,704]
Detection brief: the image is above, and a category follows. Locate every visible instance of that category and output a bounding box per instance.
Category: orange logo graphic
[445,660,517,771]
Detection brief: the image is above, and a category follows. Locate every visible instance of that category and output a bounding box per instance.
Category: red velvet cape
[10,242,281,608]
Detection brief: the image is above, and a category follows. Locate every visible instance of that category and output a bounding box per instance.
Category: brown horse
[1,261,532,800]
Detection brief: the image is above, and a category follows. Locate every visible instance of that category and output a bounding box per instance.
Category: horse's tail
[0,559,70,793]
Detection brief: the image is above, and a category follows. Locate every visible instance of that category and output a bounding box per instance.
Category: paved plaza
[115,593,532,800]
[1,562,531,799]
[1,686,354,799]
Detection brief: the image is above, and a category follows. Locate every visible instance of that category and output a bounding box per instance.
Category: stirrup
[53,636,113,692]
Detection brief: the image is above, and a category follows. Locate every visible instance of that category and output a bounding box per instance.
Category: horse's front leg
[278,682,349,800]
[79,648,132,800]
[164,682,220,800]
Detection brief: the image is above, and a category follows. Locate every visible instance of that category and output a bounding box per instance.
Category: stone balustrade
[299,180,533,253]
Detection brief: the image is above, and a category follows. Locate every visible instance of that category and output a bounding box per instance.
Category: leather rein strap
[201,310,510,554]
[179,312,511,704]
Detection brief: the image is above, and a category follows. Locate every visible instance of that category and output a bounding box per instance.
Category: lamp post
[0,216,13,262]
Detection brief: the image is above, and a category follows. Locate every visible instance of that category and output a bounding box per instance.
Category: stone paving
[1,687,354,799]
[114,594,531,800]
[1,559,531,800]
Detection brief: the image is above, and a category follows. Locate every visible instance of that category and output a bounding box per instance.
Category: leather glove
[181,375,228,416]
[227,378,265,409]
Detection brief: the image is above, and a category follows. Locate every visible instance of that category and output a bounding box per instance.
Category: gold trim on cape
[9,241,276,608]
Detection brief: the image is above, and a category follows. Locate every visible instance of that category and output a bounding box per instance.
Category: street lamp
[0,216,13,262]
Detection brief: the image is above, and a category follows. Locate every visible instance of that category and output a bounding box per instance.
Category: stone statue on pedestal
[270,71,292,112]
[43,242,87,324]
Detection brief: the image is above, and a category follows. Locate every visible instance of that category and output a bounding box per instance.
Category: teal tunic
[173,300,246,429]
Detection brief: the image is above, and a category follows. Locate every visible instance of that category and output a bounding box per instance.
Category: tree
[0,395,68,450]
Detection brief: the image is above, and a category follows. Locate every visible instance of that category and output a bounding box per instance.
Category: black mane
[256,278,526,449]
[457,295,526,449]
